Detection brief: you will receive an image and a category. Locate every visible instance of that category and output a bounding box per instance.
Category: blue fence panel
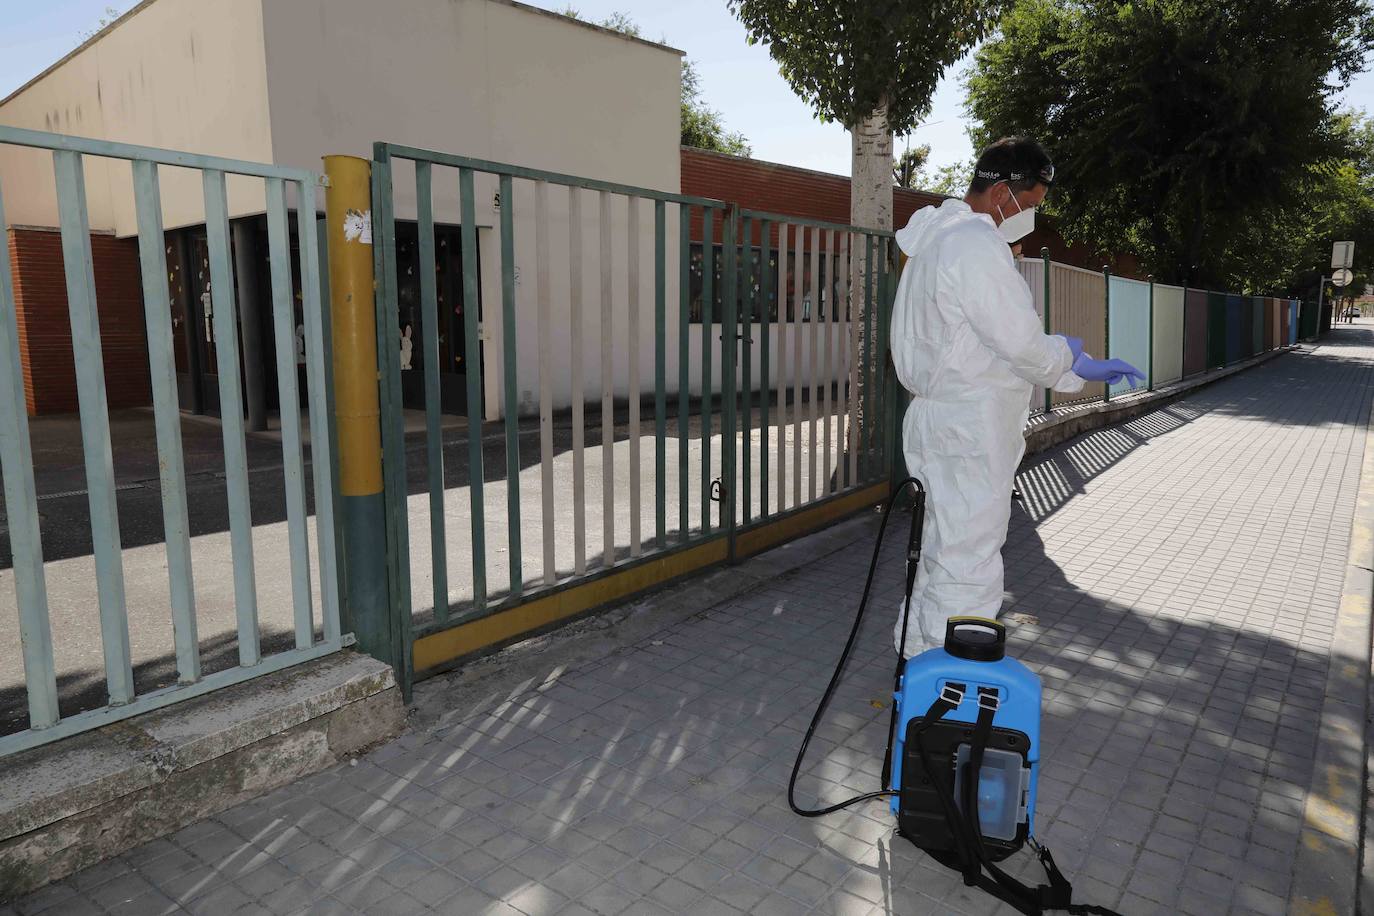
[1108,275,1152,396]
[1289,300,1299,344]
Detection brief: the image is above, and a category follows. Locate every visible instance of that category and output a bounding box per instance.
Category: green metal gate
[366,143,899,690]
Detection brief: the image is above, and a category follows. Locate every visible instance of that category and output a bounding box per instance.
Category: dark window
[687,241,854,324]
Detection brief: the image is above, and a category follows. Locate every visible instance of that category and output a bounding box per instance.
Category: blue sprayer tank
[889,617,1040,860]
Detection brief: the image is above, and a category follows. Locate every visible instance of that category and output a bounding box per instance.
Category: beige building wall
[0,0,274,234]
[1,0,687,419]
[260,0,684,417]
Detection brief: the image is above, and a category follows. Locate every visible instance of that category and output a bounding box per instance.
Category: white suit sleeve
[947,241,1075,388]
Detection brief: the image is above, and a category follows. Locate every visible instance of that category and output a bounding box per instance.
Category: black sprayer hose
[788,477,925,818]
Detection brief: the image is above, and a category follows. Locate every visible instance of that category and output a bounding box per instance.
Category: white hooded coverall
[890,200,1083,657]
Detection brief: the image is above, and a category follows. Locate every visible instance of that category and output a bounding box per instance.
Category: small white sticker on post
[343,208,372,245]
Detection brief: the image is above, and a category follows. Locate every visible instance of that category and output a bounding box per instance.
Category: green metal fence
[369,144,898,685]
[0,125,343,756]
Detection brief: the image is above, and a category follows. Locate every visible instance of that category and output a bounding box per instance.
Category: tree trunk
[851,101,894,232]
[849,101,893,481]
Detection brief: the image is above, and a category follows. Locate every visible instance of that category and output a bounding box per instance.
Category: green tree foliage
[563,9,751,156]
[964,0,1374,288]
[729,0,1006,228]
[681,59,752,156]
[1223,112,1374,298]
[894,144,932,188]
[729,1,1008,135]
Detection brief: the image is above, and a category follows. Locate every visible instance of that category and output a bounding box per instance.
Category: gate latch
[710,478,726,502]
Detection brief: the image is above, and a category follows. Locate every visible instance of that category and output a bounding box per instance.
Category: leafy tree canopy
[729,0,1008,132]
[964,0,1374,288]
[894,144,932,187]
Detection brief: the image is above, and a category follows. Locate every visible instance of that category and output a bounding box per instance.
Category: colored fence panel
[1017,257,1048,414]
[1223,294,1245,365]
[1290,300,1300,344]
[1151,283,1186,386]
[1265,297,1278,351]
[1184,289,1209,377]
[1300,300,1320,339]
[1251,297,1264,357]
[1048,263,1107,405]
[1205,292,1227,368]
[1108,275,1151,396]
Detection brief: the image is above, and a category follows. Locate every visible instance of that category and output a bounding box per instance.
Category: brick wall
[680,146,1144,279]
[8,227,151,415]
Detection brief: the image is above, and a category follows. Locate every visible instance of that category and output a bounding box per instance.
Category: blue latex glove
[1073,353,1146,389]
[1056,335,1084,362]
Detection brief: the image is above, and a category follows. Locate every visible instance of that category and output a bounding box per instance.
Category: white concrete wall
[259,0,684,418]
[0,0,274,234]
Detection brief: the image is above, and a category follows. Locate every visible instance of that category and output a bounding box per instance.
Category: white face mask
[996,186,1036,244]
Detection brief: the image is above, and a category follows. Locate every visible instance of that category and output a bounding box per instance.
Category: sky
[2,0,1372,180]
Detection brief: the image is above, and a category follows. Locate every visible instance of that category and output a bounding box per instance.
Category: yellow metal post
[322,155,394,671]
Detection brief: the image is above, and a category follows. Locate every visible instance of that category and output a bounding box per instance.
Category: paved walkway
[11,326,1374,915]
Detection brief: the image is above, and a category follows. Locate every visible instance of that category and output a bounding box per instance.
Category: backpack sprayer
[788,478,1121,916]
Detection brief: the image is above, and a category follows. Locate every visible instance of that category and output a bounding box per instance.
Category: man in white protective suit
[890,137,1143,657]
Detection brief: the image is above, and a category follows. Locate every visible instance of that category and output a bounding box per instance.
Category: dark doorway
[393,221,481,417]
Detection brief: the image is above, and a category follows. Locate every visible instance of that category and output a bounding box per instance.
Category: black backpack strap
[957,689,1125,916]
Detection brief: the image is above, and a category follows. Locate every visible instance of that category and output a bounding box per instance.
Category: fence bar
[372,151,413,686]
[499,174,523,593]
[846,230,857,486]
[871,238,884,470]
[297,178,341,643]
[741,215,753,524]
[878,240,895,474]
[792,224,804,507]
[628,196,642,558]
[201,169,259,667]
[678,203,690,543]
[807,227,819,501]
[654,201,667,548]
[570,188,587,573]
[600,191,615,568]
[131,161,199,681]
[458,168,487,610]
[721,211,738,541]
[862,235,875,478]
[823,228,838,494]
[537,182,555,585]
[55,151,135,701]
[758,219,772,518]
[1147,275,1155,391]
[378,142,722,209]
[0,181,59,728]
[265,178,313,649]
[1103,265,1112,403]
[1042,247,1052,414]
[776,223,789,513]
[701,212,715,532]
[416,163,448,620]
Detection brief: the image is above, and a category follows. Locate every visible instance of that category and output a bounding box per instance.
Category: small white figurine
[400,323,414,370]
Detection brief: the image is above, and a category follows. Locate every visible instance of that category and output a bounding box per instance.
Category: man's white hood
[895,199,987,259]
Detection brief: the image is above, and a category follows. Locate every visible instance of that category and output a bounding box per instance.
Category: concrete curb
[1023,347,1294,457]
[1292,383,1374,915]
[0,652,403,902]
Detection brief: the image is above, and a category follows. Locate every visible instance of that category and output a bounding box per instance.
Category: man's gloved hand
[1072,352,1146,389]
[1056,335,1084,362]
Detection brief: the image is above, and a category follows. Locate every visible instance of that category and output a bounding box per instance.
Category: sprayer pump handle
[944,617,1007,662]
